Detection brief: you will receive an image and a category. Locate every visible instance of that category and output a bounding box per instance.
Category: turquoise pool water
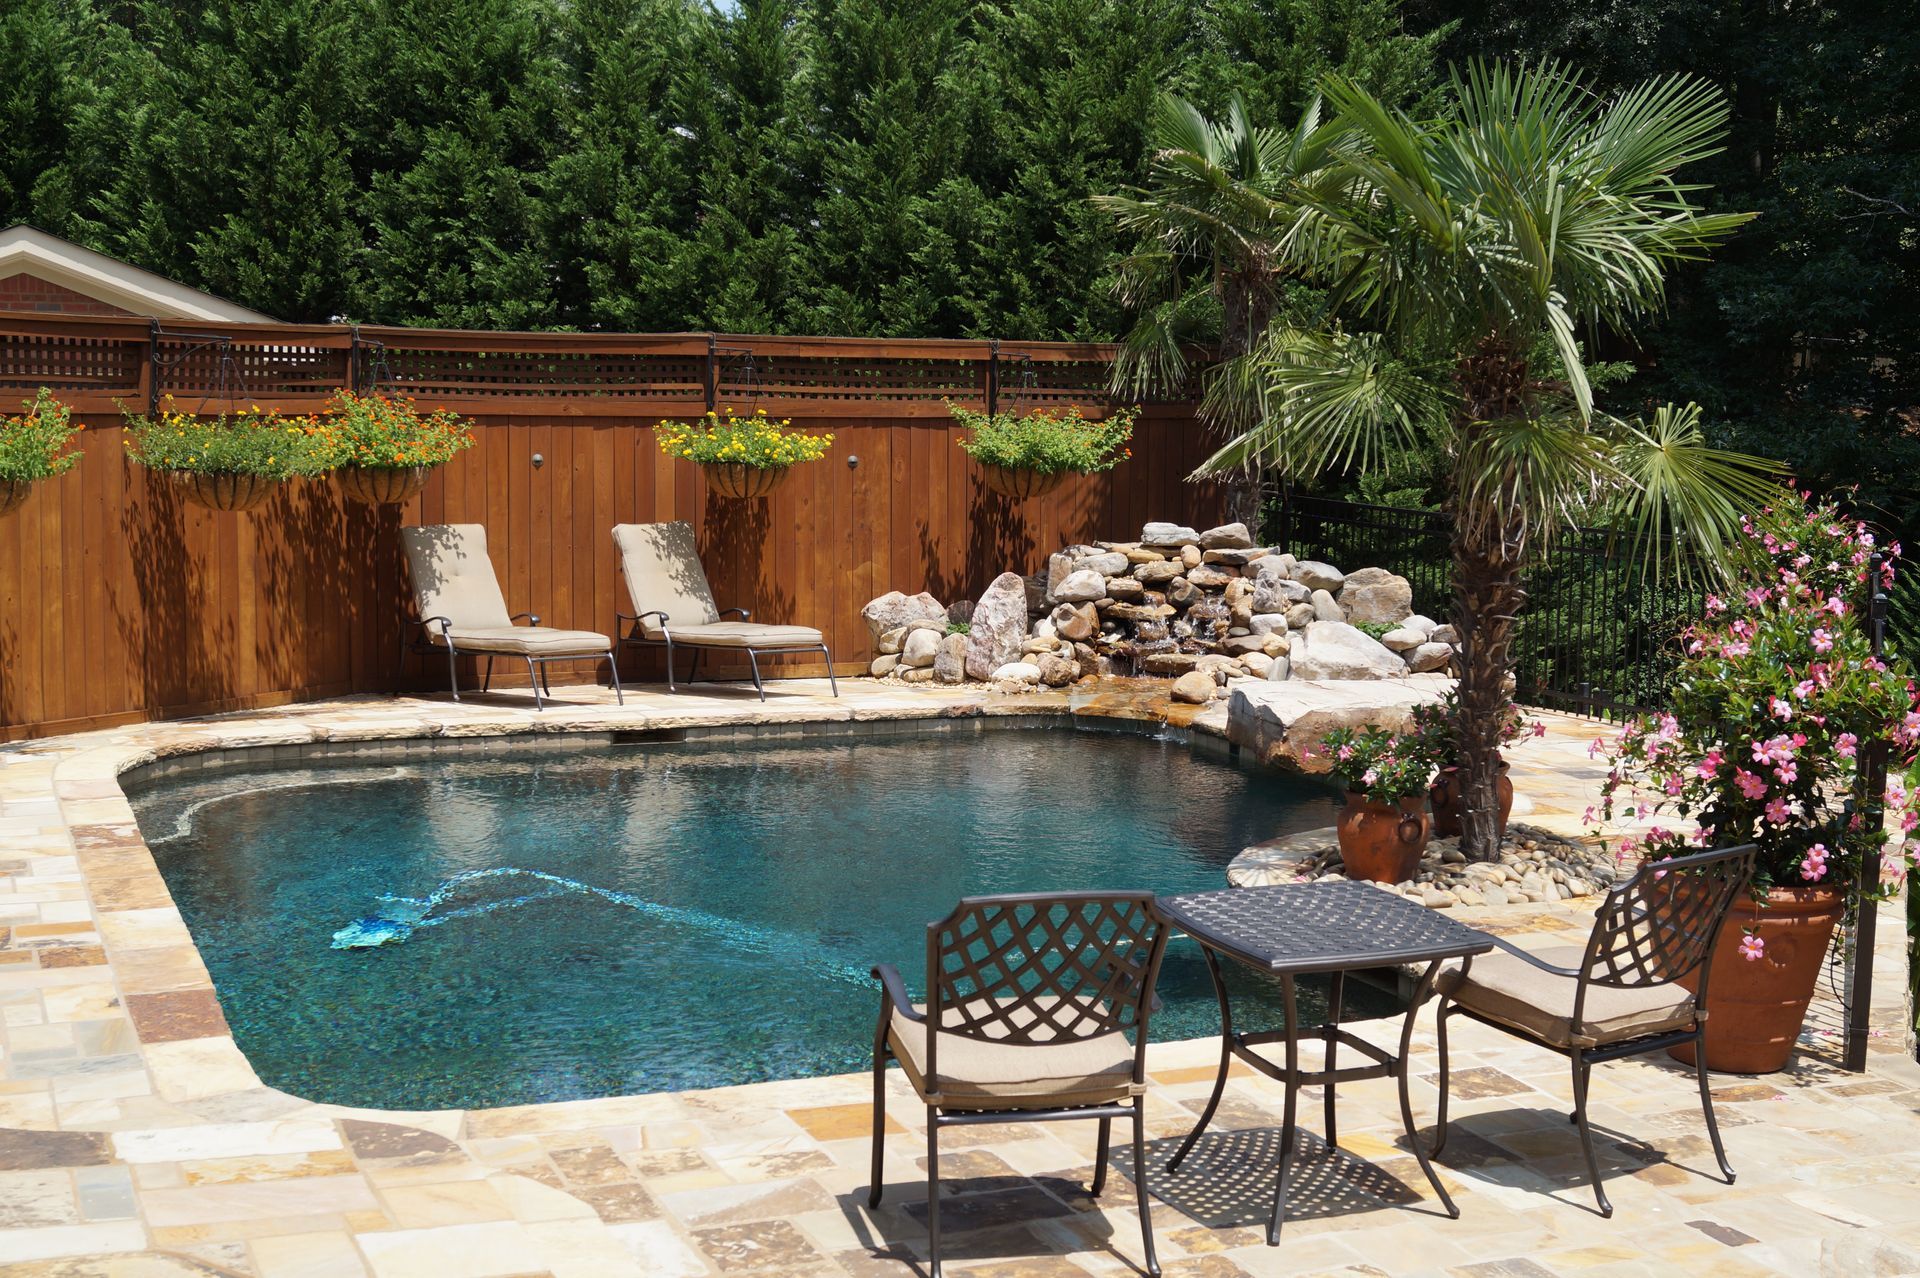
[131,724,1369,1110]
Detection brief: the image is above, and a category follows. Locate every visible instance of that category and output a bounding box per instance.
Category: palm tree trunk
[1218,271,1271,533]
[1450,342,1531,862]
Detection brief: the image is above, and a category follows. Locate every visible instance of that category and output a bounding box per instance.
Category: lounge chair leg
[1432,999,1453,1157]
[820,645,839,696]
[687,646,703,687]
[606,652,624,706]
[444,644,462,702]
[1571,1052,1612,1217]
[1092,1117,1110,1196]
[526,658,544,711]
[868,1040,887,1208]
[540,662,553,696]
[664,637,677,694]
[1133,1101,1160,1277]
[926,1107,943,1278]
[746,649,766,701]
[481,656,494,693]
[1694,1031,1735,1183]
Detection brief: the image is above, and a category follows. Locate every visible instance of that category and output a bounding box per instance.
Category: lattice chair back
[922,892,1169,1090]
[1579,843,1757,991]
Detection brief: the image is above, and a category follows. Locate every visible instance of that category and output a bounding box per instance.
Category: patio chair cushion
[402,525,514,630]
[433,626,613,656]
[1438,945,1698,1050]
[887,1000,1141,1111]
[639,621,823,649]
[612,522,721,636]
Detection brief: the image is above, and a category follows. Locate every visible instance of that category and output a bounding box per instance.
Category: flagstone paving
[0,678,1914,1276]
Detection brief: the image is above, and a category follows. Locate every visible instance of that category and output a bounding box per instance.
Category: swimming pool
[130,722,1376,1110]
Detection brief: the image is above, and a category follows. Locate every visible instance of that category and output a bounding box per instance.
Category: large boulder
[934,633,968,684]
[1252,576,1310,614]
[1197,522,1254,549]
[861,591,946,646]
[1226,676,1450,772]
[900,628,940,668]
[1337,567,1414,626]
[1141,522,1200,548]
[1290,560,1346,592]
[1288,621,1407,679]
[966,572,1030,679]
[1055,570,1107,603]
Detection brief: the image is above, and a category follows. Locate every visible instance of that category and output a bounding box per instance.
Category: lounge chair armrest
[871,963,922,1022]
[414,615,454,637]
[1486,934,1586,978]
[618,609,669,640]
[719,607,752,621]
[510,612,540,626]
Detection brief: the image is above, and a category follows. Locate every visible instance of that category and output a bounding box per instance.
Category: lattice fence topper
[331,866,871,984]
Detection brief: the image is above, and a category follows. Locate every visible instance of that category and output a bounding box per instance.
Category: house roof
[0,225,274,323]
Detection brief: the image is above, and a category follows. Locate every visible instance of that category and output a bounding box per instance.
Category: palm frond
[1606,402,1789,585]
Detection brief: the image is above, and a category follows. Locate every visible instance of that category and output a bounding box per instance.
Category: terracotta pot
[1429,759,1514,838]
[978,463,1067,501]
[172,470,281,513]
[338,463,431,506]
[1336,793,1431,884]
[0,478,30,517]
[1669,885,1845,1074]
[702,462,789,499]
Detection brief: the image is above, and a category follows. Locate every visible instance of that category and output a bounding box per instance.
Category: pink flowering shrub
[1409,688,1544,770]
[1317,725,1436,802]
[1596,492,1919,919]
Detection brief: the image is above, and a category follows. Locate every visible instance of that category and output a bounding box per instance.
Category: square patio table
[1154,880,1495,1246]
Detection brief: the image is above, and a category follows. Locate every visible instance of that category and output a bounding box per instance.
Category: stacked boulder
[862,519,1460,698]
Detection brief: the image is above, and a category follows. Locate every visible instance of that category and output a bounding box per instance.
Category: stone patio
[0,677,1916,1277]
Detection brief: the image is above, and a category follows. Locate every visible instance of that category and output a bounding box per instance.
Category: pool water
[131,724,1380,1110]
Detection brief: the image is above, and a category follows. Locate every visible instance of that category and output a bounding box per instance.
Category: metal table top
[1156,880,1496,975]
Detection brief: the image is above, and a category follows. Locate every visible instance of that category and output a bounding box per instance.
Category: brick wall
[0,271,136,316]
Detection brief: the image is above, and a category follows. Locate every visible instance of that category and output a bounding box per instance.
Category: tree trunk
[1450,340,1531,862]
[1217,270,1272,535]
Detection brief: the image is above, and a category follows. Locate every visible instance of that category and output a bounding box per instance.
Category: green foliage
[309,393,477,470]
[948,402,1135,475]
[1350,619,1395,641]
[655,408,833,469]
[0,390,82,483]
[1315,724,1435,801]
[122,400,335,479]
[945,621,971,636]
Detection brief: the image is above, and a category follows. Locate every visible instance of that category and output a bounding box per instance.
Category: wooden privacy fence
[0,313,1223,740]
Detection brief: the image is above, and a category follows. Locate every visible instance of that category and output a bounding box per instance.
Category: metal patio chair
[1431,842,1757,1217]
[611,521,836,701]
[868,892,1171,1277]
[400,524,622,710]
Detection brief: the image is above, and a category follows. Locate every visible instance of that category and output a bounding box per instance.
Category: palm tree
[1207,61,1783,860]
[1094,92,1336,526]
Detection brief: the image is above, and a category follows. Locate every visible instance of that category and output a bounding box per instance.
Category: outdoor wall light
[532,453,544,467]
[847,454,860,468]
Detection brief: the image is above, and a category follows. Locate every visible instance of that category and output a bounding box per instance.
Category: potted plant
[122,398,334,512]
[656,406,833,498]
[1597,491,1919,1073]
[947,400,1136,499]
[0,389,82,515]
[315,391,476,505]
[1319,724,1436,884]
[1414,691,1545,837]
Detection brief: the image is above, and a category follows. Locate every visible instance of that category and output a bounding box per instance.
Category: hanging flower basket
[338,463,431,506]
[0,478,31,517]
[977,463,1067,501]
[174,470,281,513]
[702,462,789,500]
[0,389,83,517]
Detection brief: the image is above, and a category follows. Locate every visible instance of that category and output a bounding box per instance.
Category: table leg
[1324,970,1345,1149]
[1265,972,1301,1246]
[1167,944,1235,1175]
[1395,959,1458,1217]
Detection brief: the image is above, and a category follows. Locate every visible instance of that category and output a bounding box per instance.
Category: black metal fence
[1271,493,1704,718]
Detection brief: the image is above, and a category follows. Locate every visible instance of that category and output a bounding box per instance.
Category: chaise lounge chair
[1429,841,1757,1217]
[401,523,622,710]
[612,521,837,700]
[869,892,1172,1277]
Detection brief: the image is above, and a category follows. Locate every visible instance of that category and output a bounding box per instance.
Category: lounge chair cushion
[433,626,613,656]
[612,522,721,636]
[641,621,823,649]
[401,524,514,630]
[888,1000,1140,1111]
[1438,945,1698,1050]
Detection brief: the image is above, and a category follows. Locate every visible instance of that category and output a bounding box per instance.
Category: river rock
[1141,522,1200,548]
[1180,544,1205,569]
[991,660,1041,683]
[1379,626,1426,652]
[1403,614,1437,635]
[1055,569,1106,603]
[1407,641,1454,673]
[1122,546,1164,564]
[1290,560,1346,592]
[862,590,947,645]
[1075,551,1129,579]
[900,628,940,668]
[1337,567,1414,625]
[1051,602,1097,642]
[966,572,1029,679]
[1186,564,1237,590]
[1252,577,1310,613]
[1172,670,1217,703]
[1430,623,1458,645]
[934,633,968,683]
[1107,602,1175,623]
[1249,613,1289,636]
[1134,560,1183,584]
[900,666,936,683]
[1288,621,1408,679]
[1168,579,1201,608]
[1310,589,1346,623]
[870,653,898,677]
[947,599,974,626]
[1198,521,1254,549]
[1241,652,1275,678]
[1142,651,1200,675]
[1222,635,1266,656]
[1037,654,1077,686]
[1248,553,1297,582]
[1203,546,1264,566]
[1285,602,1317,629]
[1104,576,1145,600]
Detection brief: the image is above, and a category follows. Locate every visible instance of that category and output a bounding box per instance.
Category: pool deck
[0,678,1916,1277]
